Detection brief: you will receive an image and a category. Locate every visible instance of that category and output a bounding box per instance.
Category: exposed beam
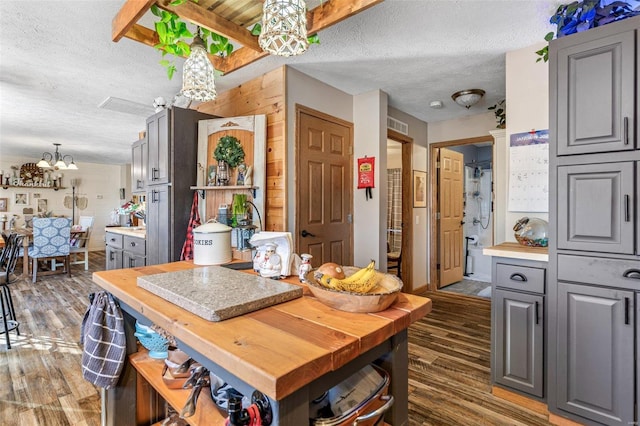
[158,0,262,53]
[218,46,268,74]
[307,0,385,34]
[123,24,225,70]
[112,0,156,42]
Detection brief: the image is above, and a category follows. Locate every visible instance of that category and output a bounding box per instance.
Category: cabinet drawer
[558,254,640,291]
[106,232,123,249]
[495,263,545,294]
[124,236,146,256]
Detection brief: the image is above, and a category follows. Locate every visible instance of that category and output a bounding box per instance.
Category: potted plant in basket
[213,135,245,186]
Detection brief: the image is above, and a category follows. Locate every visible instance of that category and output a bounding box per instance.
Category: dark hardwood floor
[0,253,553,425]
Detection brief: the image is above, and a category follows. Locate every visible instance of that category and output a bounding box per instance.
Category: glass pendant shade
[181,33,216,102]
[36,143,78,170]
[451,89,485,109]
[259,0,309,57]
[37,159,52,168]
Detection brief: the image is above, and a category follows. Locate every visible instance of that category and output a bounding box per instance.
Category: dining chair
[387,246,401,278]
[69,216,94,271]
[1,233,24,348]
[30,217,72,283]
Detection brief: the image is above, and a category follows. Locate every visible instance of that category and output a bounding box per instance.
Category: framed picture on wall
[37,199,48,213]
[413,170,427,208]
[14,193,28,205]
[0,198,7,212]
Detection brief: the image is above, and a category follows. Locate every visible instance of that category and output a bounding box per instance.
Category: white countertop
[105,226,146,239]
[483,242,548,262]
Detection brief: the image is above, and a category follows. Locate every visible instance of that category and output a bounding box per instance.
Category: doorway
[430,136,494,296]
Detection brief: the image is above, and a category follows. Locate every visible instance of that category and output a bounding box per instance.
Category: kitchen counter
[483,242,548,262]
[92,261,432,425]
[105,226,146,238]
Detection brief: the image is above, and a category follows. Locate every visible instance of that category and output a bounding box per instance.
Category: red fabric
[180,192,201,261]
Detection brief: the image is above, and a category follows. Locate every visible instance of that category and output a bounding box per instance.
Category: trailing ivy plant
[488,100,506,129]
[150,2,235,79]
[214,135,245,168]
[536,0,640,62]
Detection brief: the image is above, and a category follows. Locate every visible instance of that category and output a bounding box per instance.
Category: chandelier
[36,143,78,170]
[259,0,309,57]
[451,89,485,109]
[181,27,216,102]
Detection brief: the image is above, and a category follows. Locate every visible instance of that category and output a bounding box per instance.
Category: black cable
[245,200,263,231]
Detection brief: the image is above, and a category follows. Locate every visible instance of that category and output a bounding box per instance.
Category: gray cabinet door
[557,162,635,254]
[146,109,170,186]
[146,186,170,266]
[494,289,544,397]
[556,282,634,426]
[123,252,146,268]
[556,29,635,155]
[131,138,146,193]
[106,246,122,270]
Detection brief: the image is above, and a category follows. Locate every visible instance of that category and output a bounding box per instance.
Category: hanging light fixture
[181,27,216,102]
[259,0,309,57]
[451,89,485,109]
[36,143,78,170]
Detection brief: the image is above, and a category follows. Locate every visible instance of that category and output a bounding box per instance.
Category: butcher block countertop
[92,261,432,401]
[483,242,549,262]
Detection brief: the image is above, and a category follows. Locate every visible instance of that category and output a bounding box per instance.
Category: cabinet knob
[130,242,136,247]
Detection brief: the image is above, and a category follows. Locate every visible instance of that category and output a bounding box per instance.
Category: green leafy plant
[536,0,640,62]
[488,100,506,129]
[150,2,235,79]
[214,135,245,168]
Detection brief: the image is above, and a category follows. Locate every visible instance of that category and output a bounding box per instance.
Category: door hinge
[436,161,441,169]
[347,213,353,224]
[436,212,441,220]
[349,145,353,155]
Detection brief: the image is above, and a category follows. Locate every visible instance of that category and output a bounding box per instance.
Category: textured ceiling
[0,0,560,165]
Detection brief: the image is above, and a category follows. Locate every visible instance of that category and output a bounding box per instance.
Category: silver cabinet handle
[623,269,640,280]
[623,116,629,145]
[509,273,528,282]
[624,195,630,222]
[353,395,394,425]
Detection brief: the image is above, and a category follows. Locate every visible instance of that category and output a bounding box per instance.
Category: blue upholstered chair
[30,217,72,283]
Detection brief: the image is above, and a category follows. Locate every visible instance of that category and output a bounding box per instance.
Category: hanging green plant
[214,135,245,168]
[488,100,506,129]
[535,0,640,63]
[150,2,235,79]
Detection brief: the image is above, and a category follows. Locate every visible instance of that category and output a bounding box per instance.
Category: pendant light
[181,27,216,102]
[259,0,309,57]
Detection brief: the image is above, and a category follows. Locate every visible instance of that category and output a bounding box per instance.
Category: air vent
[98,96,156,117]
[387,117,409,135]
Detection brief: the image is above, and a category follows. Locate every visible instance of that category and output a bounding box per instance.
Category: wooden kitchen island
[93,261,432,425]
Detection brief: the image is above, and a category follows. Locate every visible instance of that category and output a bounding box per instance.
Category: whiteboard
[508,130,549,212]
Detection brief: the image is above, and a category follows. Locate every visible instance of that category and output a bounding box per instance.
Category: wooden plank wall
[197,67,286,231]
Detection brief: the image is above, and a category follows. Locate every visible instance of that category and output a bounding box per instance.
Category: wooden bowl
[304,266,403,313]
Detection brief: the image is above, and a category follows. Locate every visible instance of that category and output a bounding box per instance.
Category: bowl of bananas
[304,261,403,313]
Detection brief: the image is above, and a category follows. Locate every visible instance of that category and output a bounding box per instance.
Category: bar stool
[1,233,23,348]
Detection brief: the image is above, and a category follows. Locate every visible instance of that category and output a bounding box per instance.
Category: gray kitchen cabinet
[556,282,634,426]
[141,107,214,265]
[556,26,635,156]
[492,259,545,399]
[549,16,640,425]
[105,231,146,270]
[557,161,635,255]
[131,138,147,194]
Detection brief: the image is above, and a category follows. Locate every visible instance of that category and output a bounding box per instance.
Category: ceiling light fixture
[36,143,78,170]
[451,89,485,109]
[181,27,216,102]
[259,0,309,57]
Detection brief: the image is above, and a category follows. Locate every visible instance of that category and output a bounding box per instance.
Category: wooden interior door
[438,147,464,287]
[296,107,353,267]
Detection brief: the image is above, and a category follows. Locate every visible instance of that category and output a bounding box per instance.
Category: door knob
[301,230,316,238]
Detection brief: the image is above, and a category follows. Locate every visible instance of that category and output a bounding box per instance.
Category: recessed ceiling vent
[387,116,408,135]
[98,96,156,117]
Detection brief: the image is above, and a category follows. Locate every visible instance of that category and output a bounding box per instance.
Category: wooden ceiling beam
[112,0,156,42]
[157,0,263,53]
[307,0,385,34]
[123,24,225,70]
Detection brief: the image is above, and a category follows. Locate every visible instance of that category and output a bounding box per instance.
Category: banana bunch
[314,260,380,293]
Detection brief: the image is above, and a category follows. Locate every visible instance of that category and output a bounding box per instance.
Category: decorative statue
[236,163,246,186]
[259,243,281,279]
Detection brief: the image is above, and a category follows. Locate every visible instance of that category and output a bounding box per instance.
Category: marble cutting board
[137,266,303,321]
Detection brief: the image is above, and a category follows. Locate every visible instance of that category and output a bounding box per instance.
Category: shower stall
[463,160,493,283]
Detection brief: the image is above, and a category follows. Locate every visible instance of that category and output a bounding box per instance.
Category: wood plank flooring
[1,253,554,425]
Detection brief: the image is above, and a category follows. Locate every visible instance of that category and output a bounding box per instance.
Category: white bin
[192,220,232,265]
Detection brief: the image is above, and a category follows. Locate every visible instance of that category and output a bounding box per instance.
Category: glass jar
[513,217,548,247]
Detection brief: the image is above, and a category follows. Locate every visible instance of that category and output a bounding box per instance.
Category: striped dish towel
[80,291,126,389]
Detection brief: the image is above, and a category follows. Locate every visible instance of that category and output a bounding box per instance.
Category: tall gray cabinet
[549,16,640,426]
[143,106,213,265]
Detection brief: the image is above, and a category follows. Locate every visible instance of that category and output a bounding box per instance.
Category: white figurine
[298,254,313,282]
[253,246,266,272]
[259,243,281,279]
